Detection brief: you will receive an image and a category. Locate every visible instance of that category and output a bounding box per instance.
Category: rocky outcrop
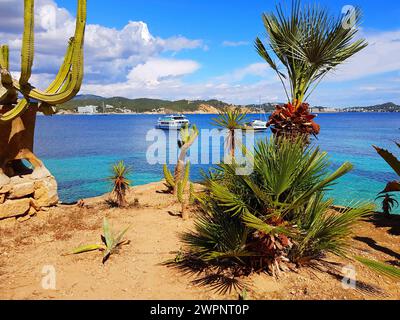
[0,170,58,221]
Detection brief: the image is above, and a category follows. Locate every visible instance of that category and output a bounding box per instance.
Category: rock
[0,184,11,194]
[34,176,58,207]
[0,174,10,188]
[30,198,41,211]
[9,181,35,199]
[28,206,37,217]
[0,198,31,219]
[31,167,51,180]
[17,215,31,222]
[0,193,5,204]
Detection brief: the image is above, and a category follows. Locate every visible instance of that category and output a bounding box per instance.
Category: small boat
[156,115,190,130]
[245,119,268,131]
[245,101,269,131]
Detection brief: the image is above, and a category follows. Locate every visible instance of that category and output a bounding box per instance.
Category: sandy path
[0,182,399,300]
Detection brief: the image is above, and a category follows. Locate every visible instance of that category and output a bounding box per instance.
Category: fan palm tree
[181,136,374,273]
[108,160,132,207]
[212,107,247,159]
[256,0,367,136]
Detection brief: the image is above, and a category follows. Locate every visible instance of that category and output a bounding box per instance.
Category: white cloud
[328,29,400,82]
[1,0,399,107]
[222,40,249,47]
[127,58,200,86]
[0,0,204,85]
[216,63,272,82]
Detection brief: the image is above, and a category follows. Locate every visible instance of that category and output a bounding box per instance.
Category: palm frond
[355,257,400,280]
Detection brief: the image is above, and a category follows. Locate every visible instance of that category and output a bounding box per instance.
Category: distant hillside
[244,102,279,112]
[59,96,233,113]
[343,102,400,112]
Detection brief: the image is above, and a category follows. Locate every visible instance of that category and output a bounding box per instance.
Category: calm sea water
[35,113,400,212]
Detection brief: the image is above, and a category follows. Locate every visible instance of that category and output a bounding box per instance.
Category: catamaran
[156,115,190,130]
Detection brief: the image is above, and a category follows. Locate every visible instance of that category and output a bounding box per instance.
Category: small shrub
[107,160,132,208]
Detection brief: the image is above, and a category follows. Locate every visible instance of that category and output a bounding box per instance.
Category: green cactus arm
[163,164,175,188]
[45,38,74,94]
[0,99,29,122]
[0,41,72,122]
[19,0,35,87]
[0,45,9,70]
[177,181,184,203]
[182,161,190,189]
[189,183,195,205]
[13,0,86,104]
[1,39,73,121]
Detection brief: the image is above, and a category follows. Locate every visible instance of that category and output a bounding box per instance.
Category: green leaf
[242,212,292,236]
[70,244,103,255]
[103,218,113,250]
[373,145,400,177]
[355,256,400,280]
[114,225,131,247]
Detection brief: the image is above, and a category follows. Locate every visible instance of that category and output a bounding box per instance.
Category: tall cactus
[0,0,86,122]
[0,0,86,186]
[174,124,198,194]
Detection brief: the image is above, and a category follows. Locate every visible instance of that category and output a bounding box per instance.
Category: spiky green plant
[189,183,195,205]
[212,107,247,159]
[67,218,130,264]
[376,194,399,217]
[176,180,189,220]
[373,143,400,215]
[163,164,176,192]
[107,161,132,208]
[176,169,194,220]
[355,257,400,280]
[0,0,86,122]
[163,125,198,194]
[256,0,367,109]
[174,125,198,193]
[180,136,374,273]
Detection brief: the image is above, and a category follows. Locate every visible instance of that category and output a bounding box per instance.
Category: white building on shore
[77,105,98,114]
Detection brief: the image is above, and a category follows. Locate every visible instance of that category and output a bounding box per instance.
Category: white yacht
[156,115,190,130]
[246,119,268,131]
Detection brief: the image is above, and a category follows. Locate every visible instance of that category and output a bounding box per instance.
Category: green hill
[59,96,232,113]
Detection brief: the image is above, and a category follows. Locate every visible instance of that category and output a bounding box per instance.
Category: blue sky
[1,0,400,106]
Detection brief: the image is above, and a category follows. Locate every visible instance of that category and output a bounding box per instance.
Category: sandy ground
[0,181,399,300]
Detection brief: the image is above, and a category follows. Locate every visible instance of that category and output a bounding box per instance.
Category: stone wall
[0,171,58,222]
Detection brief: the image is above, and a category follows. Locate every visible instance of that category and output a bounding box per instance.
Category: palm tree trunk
[230,129,235,160]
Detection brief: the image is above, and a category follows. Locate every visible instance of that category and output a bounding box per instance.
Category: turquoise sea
[35,113,400,213]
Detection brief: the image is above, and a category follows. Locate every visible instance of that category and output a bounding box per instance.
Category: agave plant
[212,107,248,159]
[181,136,374,274]
[256,0,367,137]
[107,160,132,207]
[68,218,130,264]
[374,143,400,215]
